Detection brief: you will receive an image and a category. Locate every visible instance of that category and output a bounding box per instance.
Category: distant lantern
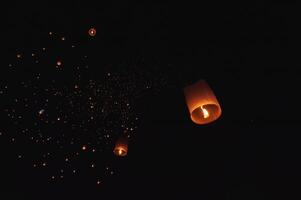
[88,28,96,37]
[113,136,128,157]
[56,60,62,66]
[184,79,222,125]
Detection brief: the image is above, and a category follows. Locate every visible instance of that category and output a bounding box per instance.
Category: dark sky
[0,1,300,199]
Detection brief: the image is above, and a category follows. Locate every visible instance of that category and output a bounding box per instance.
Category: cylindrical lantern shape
[184,79,222,125]
[113,136,128,157]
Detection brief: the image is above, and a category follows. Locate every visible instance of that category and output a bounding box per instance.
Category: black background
[0,1,300,199]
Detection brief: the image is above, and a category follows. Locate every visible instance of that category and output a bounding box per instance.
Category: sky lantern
[88,28,96,37]
[113,136,128,157]
[184,79,222,125]
[56,60,62,66]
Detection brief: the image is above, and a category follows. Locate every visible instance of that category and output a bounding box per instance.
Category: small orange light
[88,28,97,37]
[201,106,209,118]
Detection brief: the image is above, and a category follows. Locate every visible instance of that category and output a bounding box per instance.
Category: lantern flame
[201,107,209,118]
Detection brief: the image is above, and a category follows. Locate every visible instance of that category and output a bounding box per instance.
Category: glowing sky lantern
[56,60,62,66]
[88,28,97,37]
[113,136,128,157]
[184,79,222,125]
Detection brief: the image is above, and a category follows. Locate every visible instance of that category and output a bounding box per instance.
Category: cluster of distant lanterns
[87,28,222,157]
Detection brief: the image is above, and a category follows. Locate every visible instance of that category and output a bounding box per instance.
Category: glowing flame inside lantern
[113,137,128,157]
[201,107,209,118]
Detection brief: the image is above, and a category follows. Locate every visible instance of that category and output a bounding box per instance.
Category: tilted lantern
[184,79,222,125]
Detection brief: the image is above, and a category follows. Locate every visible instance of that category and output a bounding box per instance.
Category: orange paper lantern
[88,28,96,37]
[113,137,128,157]
[184,79,222,125]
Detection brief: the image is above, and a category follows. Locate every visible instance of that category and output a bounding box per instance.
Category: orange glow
[113,137,128,157]
[88,28,97,37]
[184,80,222,125]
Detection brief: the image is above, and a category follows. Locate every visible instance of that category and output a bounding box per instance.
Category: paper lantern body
[113,137,128,156]
[184,80,222,124]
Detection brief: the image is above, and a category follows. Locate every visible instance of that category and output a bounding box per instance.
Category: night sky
[0,1,299,199]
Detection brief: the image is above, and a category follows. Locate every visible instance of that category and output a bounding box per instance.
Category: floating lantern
[113,136,128,157]
[184,79,222,125]
[88,28,97,37]
[56,60,62,66]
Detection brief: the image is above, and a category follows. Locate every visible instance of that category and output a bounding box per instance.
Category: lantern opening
[114,147,127,156]
[191,104,221,124]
